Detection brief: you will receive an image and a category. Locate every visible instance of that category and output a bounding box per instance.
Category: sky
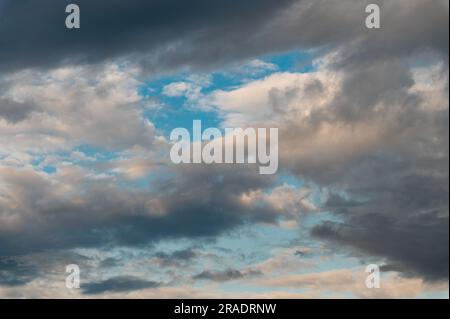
[0,0,449,298]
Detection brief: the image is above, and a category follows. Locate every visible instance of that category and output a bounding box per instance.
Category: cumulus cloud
[203,44,448,281]
[0,63,155,154]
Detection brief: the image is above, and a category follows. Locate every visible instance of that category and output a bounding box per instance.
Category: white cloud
[0,63,155,156]
[208,71,340,127]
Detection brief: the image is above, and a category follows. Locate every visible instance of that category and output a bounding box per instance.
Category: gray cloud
[1,1,447,74]
[0,98,38,123]
[194,268,261,282]
[0,258,38,286]
[0,0,294,73]
[0,164,278,256]
[82,276,160,295]
[309,107,449,280]
[312,210,449,281]
[153,248,198,266]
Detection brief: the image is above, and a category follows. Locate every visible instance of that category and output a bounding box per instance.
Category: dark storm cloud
[0,0,447,74]
[0,0,295,73]
[82,276,160,295]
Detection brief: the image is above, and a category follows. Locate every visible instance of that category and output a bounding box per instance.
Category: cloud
[0,0,295,73]
[313,191,449,281]
[0,63,155,154]
[208,71,340,127]
[0,258,38,286]
[82,276,160,295]
[0,162,287,256]
[1,1,447,75]
[258,268,448,298]
[239,184,316,217]
[203,48,449,281]
[152,248,198,267]
[194,268,262,282]
[0,98,38,124]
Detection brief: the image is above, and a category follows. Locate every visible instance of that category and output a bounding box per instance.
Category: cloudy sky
[0,0,448,298]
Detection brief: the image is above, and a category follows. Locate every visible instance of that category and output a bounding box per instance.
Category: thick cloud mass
[209,52,448,281]
[1,0,447,73]
[0,0,295,72]
[0,164,281,256]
